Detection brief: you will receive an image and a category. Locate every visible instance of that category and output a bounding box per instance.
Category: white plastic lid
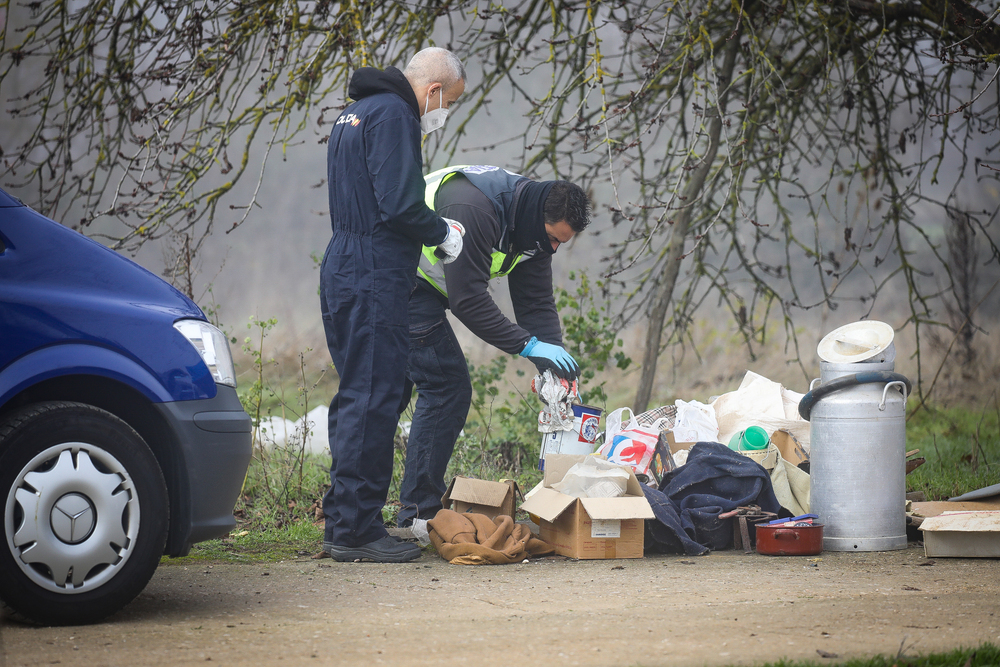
[817,321,895,364]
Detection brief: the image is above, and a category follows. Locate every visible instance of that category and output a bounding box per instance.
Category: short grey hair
[403,47,466,88]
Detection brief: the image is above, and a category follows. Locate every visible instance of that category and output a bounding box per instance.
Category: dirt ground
[2,543,998,667]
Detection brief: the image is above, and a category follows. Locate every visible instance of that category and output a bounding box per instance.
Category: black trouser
[396,288,472,526]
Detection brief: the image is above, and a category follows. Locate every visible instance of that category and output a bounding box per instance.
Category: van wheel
[0,402,168,625]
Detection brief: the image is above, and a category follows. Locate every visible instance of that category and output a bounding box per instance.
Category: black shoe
[324,536,421,563]
[386,526,418,542]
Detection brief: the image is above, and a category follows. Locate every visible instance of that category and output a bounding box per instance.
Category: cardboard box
[920,511,1000,558]
[441,477,519,520]
[520,454,655,559]
[664,431,696,454]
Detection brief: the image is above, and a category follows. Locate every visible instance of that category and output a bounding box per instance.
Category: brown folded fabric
[427,509,554,565]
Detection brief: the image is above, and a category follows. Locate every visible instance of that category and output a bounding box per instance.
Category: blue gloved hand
[519,336,580,380]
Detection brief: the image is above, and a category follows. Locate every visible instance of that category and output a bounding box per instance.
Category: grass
[906,403,999,500]
[161,520,323,566]
[164,399,997,566]
[752,643,1000,667]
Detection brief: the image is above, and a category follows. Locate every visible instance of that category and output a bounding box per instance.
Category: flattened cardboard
[910,497,1000,517]
[920,511,1000,558]
[441,477,519,520]
[520,454,655,560]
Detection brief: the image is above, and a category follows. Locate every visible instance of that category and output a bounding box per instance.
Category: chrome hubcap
[5,443,140,594]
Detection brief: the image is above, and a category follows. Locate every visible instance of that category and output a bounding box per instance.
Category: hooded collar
[347,66,419,117]
[512,179,557,256]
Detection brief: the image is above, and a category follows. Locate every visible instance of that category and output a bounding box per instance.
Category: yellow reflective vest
[417,166,526,297]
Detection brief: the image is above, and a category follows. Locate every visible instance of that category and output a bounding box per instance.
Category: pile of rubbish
[527,368,813,557]
[423,320,1000,564]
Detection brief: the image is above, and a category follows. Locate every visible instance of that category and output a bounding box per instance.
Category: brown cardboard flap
[771,429,809,464]
[520,485,577,523]
[445,477,516,507]
[580,496,656,520]
[664,431,696,454]
[542,454,591,487]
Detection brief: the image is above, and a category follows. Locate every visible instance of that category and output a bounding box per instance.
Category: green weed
[906,403,999,499]
[162,520,323,565]
[456,271,632,483]
[755,642,999,667]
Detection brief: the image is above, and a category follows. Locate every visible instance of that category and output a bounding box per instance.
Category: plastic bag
[603,407,636,441]
[598,407,670,476]
[550,456,630,498]
[532,370,580,433]
[672,399,719,443]
[410,518,432,546]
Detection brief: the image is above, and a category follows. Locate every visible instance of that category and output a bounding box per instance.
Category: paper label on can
[591,519,621,539]
[579,415,601,443]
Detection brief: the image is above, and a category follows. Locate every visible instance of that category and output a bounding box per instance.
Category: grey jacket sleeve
[507,254,563,347]
[436,180,533,355]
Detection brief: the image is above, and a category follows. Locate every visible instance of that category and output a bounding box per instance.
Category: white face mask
[420,87,448,135]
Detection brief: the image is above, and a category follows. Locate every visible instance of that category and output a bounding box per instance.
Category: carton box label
[591,519,621,539]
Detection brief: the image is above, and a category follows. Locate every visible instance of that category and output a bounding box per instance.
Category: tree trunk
[633,34,742,412]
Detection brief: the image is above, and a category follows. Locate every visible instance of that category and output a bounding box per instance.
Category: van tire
[0,401,168,625]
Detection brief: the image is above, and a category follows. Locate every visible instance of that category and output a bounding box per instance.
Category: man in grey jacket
[396,165,590,527]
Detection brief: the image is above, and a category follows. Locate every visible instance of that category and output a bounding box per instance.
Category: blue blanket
[643,441,787,556]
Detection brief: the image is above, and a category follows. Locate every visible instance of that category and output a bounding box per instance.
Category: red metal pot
[755,523,824,556]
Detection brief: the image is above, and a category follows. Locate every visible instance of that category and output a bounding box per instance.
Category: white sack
[672,399,720,443]
[711,371,811,451]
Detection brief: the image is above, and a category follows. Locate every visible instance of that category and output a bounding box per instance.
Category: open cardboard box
[520,454,654,559]
[442,477,519,521]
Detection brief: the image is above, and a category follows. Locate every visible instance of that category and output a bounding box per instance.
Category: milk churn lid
[817,321,895,364]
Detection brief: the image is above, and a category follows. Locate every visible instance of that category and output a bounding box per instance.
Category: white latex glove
[434,218,465,264]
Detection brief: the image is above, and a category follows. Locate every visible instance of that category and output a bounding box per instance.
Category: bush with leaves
[455,272,632,481]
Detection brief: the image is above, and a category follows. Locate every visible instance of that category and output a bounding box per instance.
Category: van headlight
[173,320,237,387]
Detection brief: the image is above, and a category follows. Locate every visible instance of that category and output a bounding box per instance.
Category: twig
[909,277,1000,420]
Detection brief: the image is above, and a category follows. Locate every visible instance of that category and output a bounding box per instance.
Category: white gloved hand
[434,218,465,264]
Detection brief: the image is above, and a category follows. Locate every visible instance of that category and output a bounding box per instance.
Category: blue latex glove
[519,336,580,380]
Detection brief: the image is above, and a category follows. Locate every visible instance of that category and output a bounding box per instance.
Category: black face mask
[512,180,557,255]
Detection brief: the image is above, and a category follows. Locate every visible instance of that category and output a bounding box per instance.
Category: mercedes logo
[50,493,97,544]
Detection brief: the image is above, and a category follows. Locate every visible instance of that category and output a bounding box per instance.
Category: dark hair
[543,182,591,233]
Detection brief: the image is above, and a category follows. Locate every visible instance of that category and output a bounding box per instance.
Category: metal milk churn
[798,321,911,551]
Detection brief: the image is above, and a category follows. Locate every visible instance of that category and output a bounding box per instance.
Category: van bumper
[155,386,252,556]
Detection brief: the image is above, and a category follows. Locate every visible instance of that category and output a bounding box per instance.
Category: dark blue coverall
[320,66,448,548]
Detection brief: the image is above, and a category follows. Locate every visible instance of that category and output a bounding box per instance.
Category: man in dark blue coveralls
[395,165,589,527]
[321,48,466,563]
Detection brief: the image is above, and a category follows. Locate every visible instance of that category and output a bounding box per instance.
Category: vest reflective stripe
[418,166,524,298]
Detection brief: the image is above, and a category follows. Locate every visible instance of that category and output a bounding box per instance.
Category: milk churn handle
[797,371,912,421]
[879,381,908,411]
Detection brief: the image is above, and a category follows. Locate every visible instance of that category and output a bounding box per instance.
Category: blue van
[0,187,252,625]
